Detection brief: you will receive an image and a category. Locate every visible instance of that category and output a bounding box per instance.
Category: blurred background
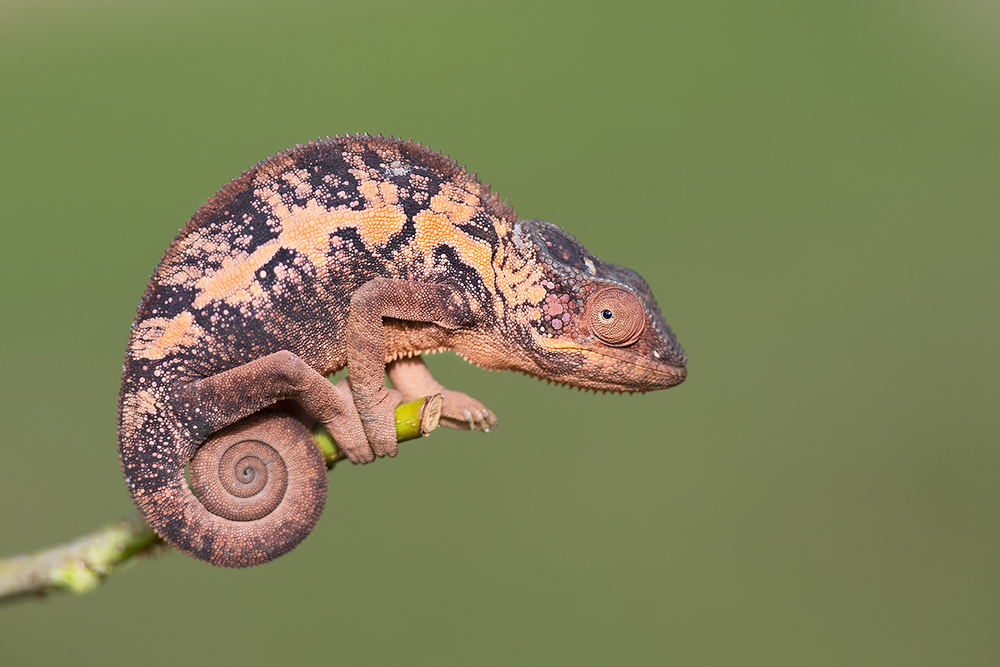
[1,1,997,664]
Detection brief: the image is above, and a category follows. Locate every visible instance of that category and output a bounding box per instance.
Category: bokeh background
[2,1,997,664]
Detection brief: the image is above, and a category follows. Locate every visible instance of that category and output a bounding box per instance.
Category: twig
[0,394,443,603]
[0,514,163,602]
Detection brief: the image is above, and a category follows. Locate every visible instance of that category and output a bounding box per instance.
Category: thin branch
[0,514,163,602]
[0,394,443,604]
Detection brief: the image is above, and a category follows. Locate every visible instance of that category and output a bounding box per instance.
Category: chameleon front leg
[345,278,475,458]
[387,356,497,431]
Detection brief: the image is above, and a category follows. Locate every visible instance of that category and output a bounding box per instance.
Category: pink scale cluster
[540,281,575,331]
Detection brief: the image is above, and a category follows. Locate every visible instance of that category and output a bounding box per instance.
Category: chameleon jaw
[528,330,687,392]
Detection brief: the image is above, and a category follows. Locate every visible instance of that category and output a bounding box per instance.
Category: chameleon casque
[118,134,687,567]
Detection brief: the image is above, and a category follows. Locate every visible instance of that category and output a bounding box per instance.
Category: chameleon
[117,134,687,567]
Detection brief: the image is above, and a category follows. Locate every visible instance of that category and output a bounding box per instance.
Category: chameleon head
[455,218,687,393]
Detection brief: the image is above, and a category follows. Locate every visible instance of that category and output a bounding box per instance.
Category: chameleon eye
[588,287,645,346]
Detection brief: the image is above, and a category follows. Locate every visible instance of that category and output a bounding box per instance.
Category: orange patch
[526,283,547,304]
[275,200,408,263]
[492,243,545,314]
[132,311,202,360]
[428,182,479,225]
[191,191,408,308]
[192,246,280,308]
[413,209,495,287]
[275,200,343,267]
[357,179,380,203]
[354,170,400,208]
[351,206,409,247]
[127,389,160,415]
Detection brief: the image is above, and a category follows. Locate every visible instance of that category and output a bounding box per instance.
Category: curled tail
[119,406,327,567]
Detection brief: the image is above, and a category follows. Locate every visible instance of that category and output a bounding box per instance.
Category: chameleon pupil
[602,309,613,320]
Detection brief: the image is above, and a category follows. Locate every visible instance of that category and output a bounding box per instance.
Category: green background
[2,1,997,664]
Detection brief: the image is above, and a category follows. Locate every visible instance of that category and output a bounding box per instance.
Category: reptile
[118,134,687,567]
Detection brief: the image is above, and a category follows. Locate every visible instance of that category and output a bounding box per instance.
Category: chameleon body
[118,134,687,567]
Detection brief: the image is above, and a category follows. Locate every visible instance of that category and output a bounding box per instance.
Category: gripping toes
[366,391,404,457]
[333,377,402,460]
[438,389,498,432]
[385,357,496,433]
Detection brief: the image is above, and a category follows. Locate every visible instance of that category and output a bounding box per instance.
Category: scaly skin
[118,134,687,567]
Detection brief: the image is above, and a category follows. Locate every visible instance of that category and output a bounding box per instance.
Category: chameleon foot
[437,389,498,432]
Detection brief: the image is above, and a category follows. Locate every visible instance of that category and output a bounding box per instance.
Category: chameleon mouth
[660,363,687,382]
[621,362,685,389]
[546,354,687,393]
[527,332,687,391]
[524,365,684,393]
[579,349,686,391]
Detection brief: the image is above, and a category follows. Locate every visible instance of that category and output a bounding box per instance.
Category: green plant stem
[0,395,443,603]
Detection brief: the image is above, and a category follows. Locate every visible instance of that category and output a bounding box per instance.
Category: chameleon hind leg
[176,350,376,463]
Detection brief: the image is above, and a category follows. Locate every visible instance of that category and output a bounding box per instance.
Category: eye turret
[587,287,645,346]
